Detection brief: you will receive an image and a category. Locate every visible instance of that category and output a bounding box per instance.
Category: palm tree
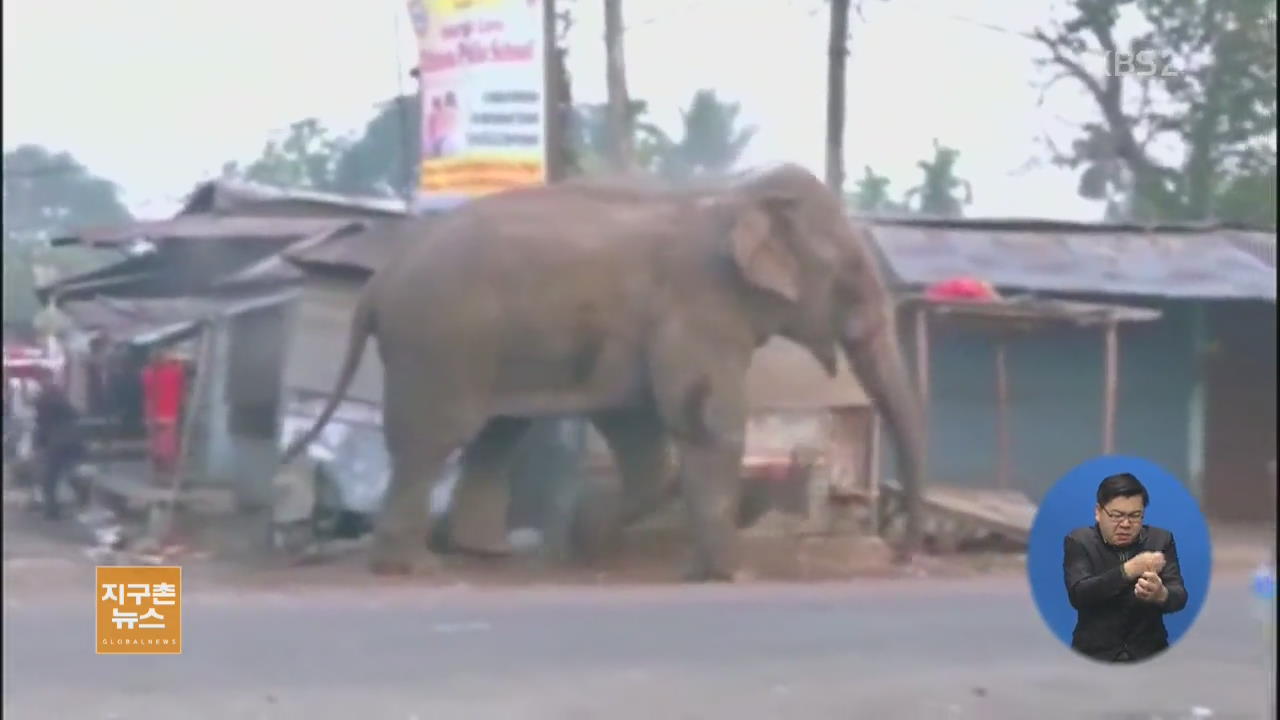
[847,166,907,215]
[661,90,756,182]
[904,140,973,217]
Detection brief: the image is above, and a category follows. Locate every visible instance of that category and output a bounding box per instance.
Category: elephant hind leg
[372,376,486,576]
[591,408,673,526]
[446,416,532,556]
[373,436,462,575]
[648,336,751,583]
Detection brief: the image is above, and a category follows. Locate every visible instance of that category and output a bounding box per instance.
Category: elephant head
[714,164,928,558]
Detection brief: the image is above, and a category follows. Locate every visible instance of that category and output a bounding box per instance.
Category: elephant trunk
[841,312,927,562]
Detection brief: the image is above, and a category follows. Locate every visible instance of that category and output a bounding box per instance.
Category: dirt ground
[2,500,1034,596]
[3,483,1272,596]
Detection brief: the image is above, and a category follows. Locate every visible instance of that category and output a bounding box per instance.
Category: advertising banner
[407,0,547,212]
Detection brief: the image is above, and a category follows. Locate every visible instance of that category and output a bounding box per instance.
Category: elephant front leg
[649,338,751,583]
[675,438,747,582]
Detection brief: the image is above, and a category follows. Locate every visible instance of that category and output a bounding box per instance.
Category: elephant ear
[729,196,802,303]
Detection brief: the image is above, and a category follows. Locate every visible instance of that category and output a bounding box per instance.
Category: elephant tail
[279,286,377,466]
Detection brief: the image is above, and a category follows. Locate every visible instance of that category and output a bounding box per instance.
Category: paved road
[3,570,1273,720]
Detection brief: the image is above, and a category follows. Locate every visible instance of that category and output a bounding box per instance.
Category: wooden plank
[914,307,931,418]
[868,415,882,535]
[880,479,1036,543]
[995,340,1011,490]
[826,408,865,497]
[1102,318,1118,454]
[91,471,233,512]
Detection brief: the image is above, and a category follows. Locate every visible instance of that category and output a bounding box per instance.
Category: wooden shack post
[1102,316,1119,454]
[155,317,216,543]
[913,304,931,440]
[867,414,882,534]
[995,337,1011,490]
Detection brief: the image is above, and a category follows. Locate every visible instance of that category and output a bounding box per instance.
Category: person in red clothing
[141,349,186,481]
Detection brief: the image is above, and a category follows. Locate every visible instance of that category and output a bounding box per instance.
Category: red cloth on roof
[924,276,1001,302]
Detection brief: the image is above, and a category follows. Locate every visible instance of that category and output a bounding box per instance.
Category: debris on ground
[507,527,543,553]
[298,535,373,564]
[740,509,808,538]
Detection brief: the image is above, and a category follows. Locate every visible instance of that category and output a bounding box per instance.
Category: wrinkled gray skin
[282,164,927,581]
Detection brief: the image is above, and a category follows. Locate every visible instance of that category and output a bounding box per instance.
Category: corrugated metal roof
[284,211,1277,300]
[59,292,296,344]
[213,253,306,287]
[864,217,1276,301]
[214,222,368,287]
[35,253,150,302]
[282,220,418,274]
[180,179,409,218]
[54,216,355,247]
[901,295,1164,333]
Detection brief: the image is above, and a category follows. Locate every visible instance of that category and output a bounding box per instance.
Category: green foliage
[661,90,757,181]
[1034,0,1277,226]
[1214,165,1277,228]
[2,241,40,327]
[3,145,133,327]
[221,119,349,192]
[568,99,673,176]
[904,140,973,218]
[846,166,907,215]
[222,88,755,202]
[849,141,972,218]
[332,95,422,200]
[221,101,422,200]
[568,89,756,182]
[3,145,133,244]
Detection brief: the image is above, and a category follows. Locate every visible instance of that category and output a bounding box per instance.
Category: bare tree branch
[1038,132,1080,168]
[1032,29,1110,111]
[1036,70,1076,107]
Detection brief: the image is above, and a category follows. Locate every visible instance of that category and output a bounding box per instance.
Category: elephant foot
[890,536,923,566]
[450,541,514,559]
[369,537,442,576]
[682,561,747,583]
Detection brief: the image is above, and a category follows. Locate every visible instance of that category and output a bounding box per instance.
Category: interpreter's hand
[1134,571,1169,604]
[1123,551,1166,580]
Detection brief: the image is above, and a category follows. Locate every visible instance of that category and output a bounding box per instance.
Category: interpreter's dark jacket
[1062,524,1188,662]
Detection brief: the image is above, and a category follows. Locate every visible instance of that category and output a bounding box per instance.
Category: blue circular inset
[1026,455,1213,658]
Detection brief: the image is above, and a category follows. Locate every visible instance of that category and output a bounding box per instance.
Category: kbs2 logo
[1104,50,1183,78]
[95,566,183,654]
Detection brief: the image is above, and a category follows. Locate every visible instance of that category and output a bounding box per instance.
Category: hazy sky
[2,0,1105,220]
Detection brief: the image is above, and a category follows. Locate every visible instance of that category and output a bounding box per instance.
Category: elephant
[281,163,928,581]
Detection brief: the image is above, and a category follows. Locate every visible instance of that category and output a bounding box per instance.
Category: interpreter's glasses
[1104,510,1144,525]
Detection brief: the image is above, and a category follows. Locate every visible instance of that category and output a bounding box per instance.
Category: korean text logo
[96,566,183,654]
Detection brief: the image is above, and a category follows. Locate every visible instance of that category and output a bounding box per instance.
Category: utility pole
[544,0,566,183]
[603,0,634,172]
[825,0,851,193]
